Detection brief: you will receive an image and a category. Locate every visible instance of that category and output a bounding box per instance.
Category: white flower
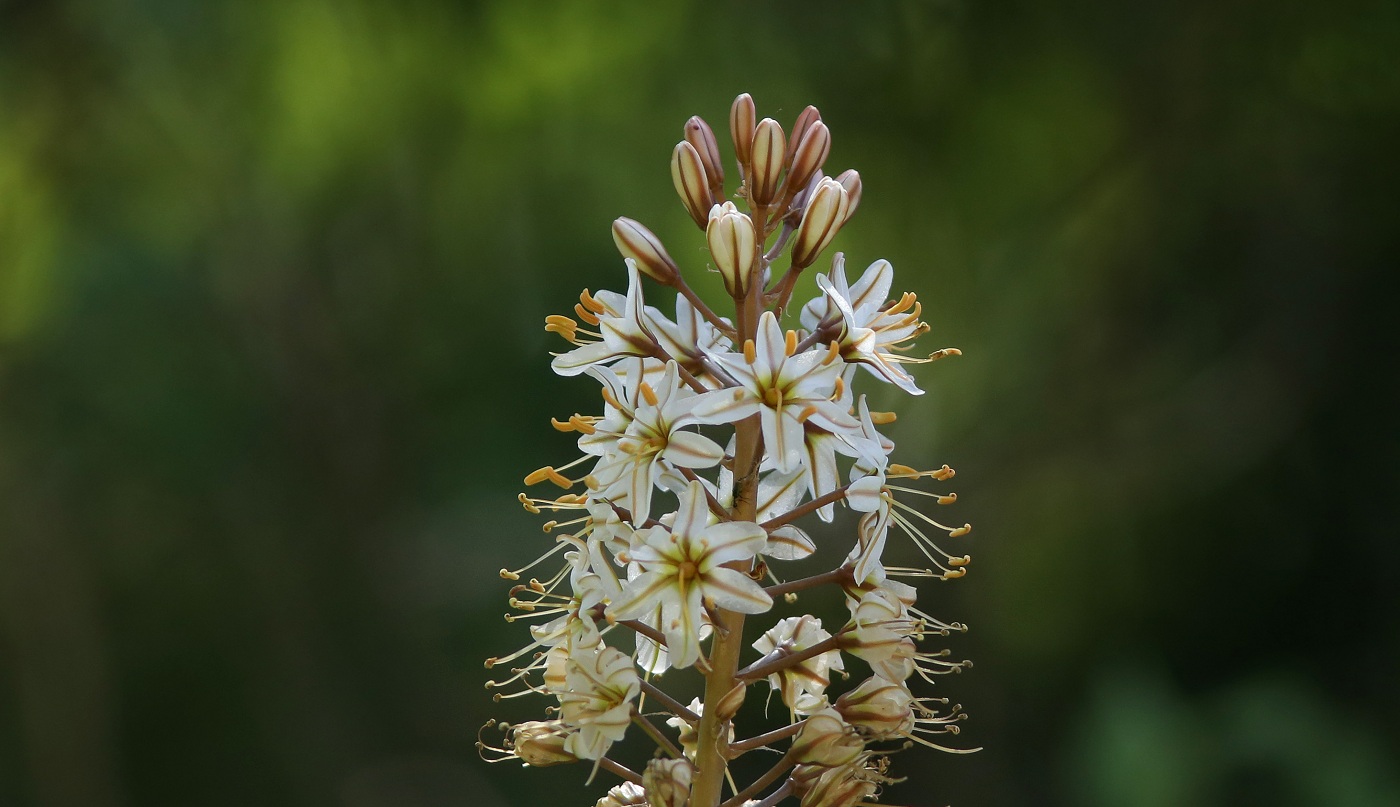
[557,642,640,760]
[646,294,732,387]
[608,480,772,668]
[751,615,845,709]
[590,362,725,525]
[692,311,858,474]
[551,260,657,376]
[801,254,928,395]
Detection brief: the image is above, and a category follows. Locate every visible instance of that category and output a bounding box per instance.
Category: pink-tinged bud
[642,758,693,807]
[790,709,865,768]
[671,141,713,229]
[612,217,679,283]
[835,169,862,223]
[749,118,786,206]
[510,720,577,767]
[835,677,915,739]
[787,121,831,198]
[684,115,725,198]
[706,202,756,296]
[730,92,756,166]
[791,177,850,269]
[786,105,822,166]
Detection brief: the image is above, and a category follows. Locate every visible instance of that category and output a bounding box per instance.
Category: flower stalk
[482,93,975,807]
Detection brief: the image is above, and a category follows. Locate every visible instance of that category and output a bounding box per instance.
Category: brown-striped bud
[684,115,725,199]
[787,120,831,198]
[730,92,757,167]
[749,118,786,206]
[835,169,862,223]
[790,709,865,768]
[791,177,850,269]
[714,681,748,722]
[798,763,878,807]
[834,677,914,739]
[786,105,822,166]
[510,720,576,767]
[706,202,756,296]
[612,217,679,283]
[671,141,712,228]
[642,758,693,807]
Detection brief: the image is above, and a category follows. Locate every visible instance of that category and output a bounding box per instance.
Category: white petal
[663,431,725,468]
[609,571,675,621]
[845,475,886,512]
[753,311,786,382]
[701,567,773,613]
[671,480,711,539]
[690,388,761,426]
[700,521,768,567]
[764,525,816,560]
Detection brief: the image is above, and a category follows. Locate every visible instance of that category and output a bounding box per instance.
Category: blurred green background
[2,0,1398,805]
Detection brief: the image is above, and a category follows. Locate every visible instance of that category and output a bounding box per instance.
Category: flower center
[677,560,699,581]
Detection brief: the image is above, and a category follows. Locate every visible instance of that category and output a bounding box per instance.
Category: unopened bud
[790,709,865,767]
[612,218,679,283]
[671,141,713,228]
[684,116,725,199]
[791,178,850,269]
[798,764,878,807]
[786,105,823,166]
[730,93,757,167]
[787,121,831,199]
[834,169,862,223]
[706,202,756,296]
[749,118,786,206]
[714,682,748,722]
[595,782,649,807]
[510,720,576,767]
[835,677,915,739]
[642,758,693,807]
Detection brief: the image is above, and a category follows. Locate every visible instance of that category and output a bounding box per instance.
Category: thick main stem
[689,202,769,807]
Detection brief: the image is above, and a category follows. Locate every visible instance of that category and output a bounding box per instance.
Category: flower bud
[835,676,914,739]
[612,217,679,283]
[671,141,713,228]
[749,118,786,206]
[730,93,756,167]
[790,709,865,768]
[791,178,850,269]
[706,202,756,296]
[714,682,748,722]
[594,782,648,807]
[785,105,822,166]
[642,758,693,807]
[684,115,725,199]
[798,763,878,807]
[834,169,862,223]
[510,720,577,767]
[787,120,831,199]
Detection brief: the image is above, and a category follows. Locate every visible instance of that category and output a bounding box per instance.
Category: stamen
[743,339,757,364]
[638,382,659,407]
[869,411,897,425]
[823,339,842,365]
[574,303,600,325]
[784,329,798,356]
[579,289,607,314]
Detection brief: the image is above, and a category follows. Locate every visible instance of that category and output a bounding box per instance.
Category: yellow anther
[524,467,555,486]
[600,387,623,411]
[832,376,845,402]
[557,493,588,504]
[743,339,757,364]
[542,520,558,532]
[937,493,958,505]
[942,568,966,580]
[583,474,600,490]
[543,320,576,338]
[579,289,607,314]
[639,382,659,407]
[931,465,956,480]
[516,493,541,514]
[947,555,971,567]
[929,348,962,362]
[948,523,972,538]
[785,329,798,356]
[544,468,573,489]
[568,415,596,435]
[573,303,600,325]
[888,463,918,476]
[869,411,897,425]
[545,314,577,330]
[499,569,519,581]
[797,404,820,423]
[823,340,842,365]
[550,418,575,432]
